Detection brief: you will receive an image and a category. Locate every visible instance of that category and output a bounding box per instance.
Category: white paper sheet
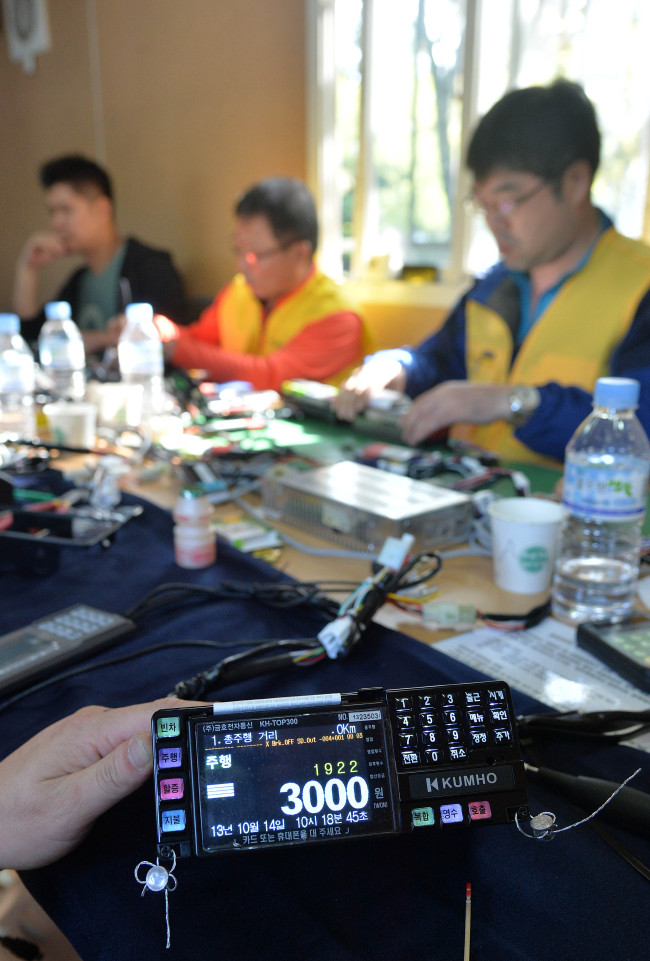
[435,617,650,751]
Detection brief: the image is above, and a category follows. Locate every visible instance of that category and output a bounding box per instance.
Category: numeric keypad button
[394,713,415,731]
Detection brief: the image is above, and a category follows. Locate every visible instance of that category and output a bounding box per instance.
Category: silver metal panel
[262,461,473,552]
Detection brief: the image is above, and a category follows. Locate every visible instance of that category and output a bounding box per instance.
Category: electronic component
[281,379,422,445]
[212,518,283,553]
[261,460,473,552]
[577,616,650,692]
[280,379,340,422]
[152,680,529,858]
[0,604,135,696]
[0,503,138,575]
[0,506,127,547]
[180,460,228,493]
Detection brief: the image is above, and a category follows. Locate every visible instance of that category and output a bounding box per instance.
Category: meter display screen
[191,706,397,852]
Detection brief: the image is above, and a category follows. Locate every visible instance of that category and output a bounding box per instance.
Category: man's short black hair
[39,154,114,201]
[466,79,601,184]
[235,177,318,253]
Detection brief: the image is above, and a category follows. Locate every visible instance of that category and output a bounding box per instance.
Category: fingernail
[128,733,152,771]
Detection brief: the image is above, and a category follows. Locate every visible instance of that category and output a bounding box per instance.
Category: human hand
[0,697,196,870]
[106,312,127,345]
[18,231,67,271]
[400,381,511,446]
[81,315,126,354]
[332,357,407,421]
[153,314,179,362]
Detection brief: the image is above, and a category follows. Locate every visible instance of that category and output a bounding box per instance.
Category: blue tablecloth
[1,490,648,961]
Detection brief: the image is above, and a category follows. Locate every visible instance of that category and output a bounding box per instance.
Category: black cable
[585,816,650,882]
[522,746,650,881]
[124,554,443,630]
[480,599,551,629]
[393,552,442,589]
[323,551,444,657]
[0,568,391,712]
[1,553,443,711]
[517,708,650,743]
[524,763,650,837]
[123,579,350,624]
[0,639,267,714]
[169,638,321,698]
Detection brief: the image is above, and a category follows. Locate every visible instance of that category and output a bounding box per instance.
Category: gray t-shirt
[76,244,127,330]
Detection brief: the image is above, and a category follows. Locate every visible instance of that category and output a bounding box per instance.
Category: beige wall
[0,0,308,309]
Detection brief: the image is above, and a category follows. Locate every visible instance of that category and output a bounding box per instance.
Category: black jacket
[21,236,187,342]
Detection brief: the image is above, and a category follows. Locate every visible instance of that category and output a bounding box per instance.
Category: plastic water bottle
[0,313,36,438]
[552,377,650,624]
[117,303,164,422]
[38,301,86,400]
[173,488,216,568]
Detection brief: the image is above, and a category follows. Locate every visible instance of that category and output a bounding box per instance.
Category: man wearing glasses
[156,177,369,392]
[334,80,650,466]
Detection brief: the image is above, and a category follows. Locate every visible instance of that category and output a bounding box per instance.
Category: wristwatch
[507,385,541,426]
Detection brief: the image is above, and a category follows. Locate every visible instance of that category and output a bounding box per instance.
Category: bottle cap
[219,381,255,396]
[179,486,208,499]
[173,487,213,525]
[44,301,72,321]
[0,313,20,334]
[125,303,154,324]
[593,377,640,410]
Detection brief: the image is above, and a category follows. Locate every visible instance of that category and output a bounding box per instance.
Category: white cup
[488,497,565,594]
[85,382,143,427]
[43,401,97,448]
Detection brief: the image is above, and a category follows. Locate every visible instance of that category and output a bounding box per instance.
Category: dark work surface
[1,487,648,961]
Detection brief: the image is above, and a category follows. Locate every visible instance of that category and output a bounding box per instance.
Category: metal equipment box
[261,461,473,552]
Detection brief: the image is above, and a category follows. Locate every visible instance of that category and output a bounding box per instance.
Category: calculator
[577,616,650,692]
[0,604,135,696]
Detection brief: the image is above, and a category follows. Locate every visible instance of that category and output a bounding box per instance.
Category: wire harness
[168,536,443,694]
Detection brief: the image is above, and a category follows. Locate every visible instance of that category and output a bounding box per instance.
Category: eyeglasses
[465,179,551,220]
[232,238,299,268]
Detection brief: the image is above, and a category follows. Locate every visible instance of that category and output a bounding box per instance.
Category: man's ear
[94,193,115,223]
[294,238,314,265]
[561,159,593,206]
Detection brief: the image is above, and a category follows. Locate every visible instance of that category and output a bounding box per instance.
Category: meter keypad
[390,683,514,769]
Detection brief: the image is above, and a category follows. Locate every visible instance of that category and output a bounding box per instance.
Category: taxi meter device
[152,680,529,858]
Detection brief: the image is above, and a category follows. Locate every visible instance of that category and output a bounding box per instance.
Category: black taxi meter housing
[152,681,529,859]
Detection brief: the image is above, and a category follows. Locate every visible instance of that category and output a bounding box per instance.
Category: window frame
[306,0,650,309]
[306,0,483,309]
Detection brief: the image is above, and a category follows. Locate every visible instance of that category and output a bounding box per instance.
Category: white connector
[470,489,495,518]
[318,614,356,658]
[376,533,415,572]
[511,471,531,496]
[422,602,477,626]
[459,455,484,474]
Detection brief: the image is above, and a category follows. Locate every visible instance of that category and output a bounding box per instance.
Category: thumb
[73,732,154,822]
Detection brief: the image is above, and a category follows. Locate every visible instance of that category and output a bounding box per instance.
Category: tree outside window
[310,0,650,285]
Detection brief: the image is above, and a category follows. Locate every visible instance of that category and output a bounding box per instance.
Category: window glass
[320,0,650,283]
[335,0,466,277]
[469,0,650,273]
